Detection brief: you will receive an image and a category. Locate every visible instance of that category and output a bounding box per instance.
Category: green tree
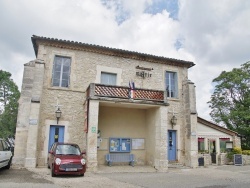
[0,70,20,139]
[208,62,250,149]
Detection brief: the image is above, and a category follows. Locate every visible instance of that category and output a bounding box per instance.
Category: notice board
[234,154,243,166]
[132,138,145,150]
[109,138,131,152]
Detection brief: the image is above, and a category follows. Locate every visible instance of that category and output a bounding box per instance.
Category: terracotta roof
[197,117,239,136]
[31,35,195,68]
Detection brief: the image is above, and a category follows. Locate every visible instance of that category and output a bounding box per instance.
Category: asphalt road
[1,165,250,188]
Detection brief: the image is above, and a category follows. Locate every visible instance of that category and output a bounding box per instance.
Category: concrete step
[168,162,185,169]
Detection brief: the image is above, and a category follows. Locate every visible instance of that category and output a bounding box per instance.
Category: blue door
[168,130,176,161]
[48,125,65,151]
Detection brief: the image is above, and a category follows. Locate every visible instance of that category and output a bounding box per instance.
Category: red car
[47,142,86,177]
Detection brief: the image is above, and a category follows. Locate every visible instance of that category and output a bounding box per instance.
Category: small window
[101,72,117,85]
[52,56,71,87]
[166,71,178,98]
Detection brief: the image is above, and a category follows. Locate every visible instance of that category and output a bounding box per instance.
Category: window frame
[100,72,117,86]
[219,138,230,153]
[198,138,205,152]
[52,55,71,88]
[166,71,178,98]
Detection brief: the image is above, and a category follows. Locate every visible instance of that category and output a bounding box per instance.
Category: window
[198,138,205,152]
[52,56,71,87]
[101,72,117,85]
[166,71,178,98]
[220,138,230,153]
[56,145,81,155]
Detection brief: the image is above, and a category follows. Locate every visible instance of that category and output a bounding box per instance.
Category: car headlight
[81,158,86,165]
[55,158,61,165]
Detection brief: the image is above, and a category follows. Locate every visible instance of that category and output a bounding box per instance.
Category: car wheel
[5,157,12,169]
[80,173,84,177]
[51,166,56,177]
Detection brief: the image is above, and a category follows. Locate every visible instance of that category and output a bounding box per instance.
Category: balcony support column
[86,100,99,172]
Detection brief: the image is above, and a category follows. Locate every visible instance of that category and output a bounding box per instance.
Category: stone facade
[13,35,198,172]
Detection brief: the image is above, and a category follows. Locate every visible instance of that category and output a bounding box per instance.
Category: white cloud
[0,0,249,121]
[179,0,250,120]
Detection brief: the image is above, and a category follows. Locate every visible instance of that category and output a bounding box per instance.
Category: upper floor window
[52,56,71,88]
[166,71,178,98]
[101,72,117,85]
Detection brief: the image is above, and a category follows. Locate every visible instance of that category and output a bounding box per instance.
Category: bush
[233,147,242,154]
[226,147,242,162]
[242,150,250,155]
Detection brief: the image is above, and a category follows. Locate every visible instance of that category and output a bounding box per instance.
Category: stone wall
[198,154,211,167]
[13,60,45,168]
[183,80,198,167]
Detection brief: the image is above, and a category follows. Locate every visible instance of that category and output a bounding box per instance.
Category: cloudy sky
[0,0,249,120]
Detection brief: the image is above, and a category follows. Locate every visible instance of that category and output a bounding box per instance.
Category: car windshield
[55,144,81,155]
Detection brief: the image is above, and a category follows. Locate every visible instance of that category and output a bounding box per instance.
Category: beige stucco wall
[145,108,158,166]
[97,106,147,165]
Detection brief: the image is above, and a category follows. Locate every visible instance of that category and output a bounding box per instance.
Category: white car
[0,138,13,169]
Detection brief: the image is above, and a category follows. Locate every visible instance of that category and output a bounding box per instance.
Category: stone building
[13,35,198,172]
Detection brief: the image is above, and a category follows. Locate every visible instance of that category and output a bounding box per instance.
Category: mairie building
[13,35,240,171]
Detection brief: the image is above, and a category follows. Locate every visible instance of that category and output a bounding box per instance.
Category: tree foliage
[208,62,250,149]
[0,70,20,139]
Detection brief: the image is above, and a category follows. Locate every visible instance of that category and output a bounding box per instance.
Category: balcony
[86,83,168,106]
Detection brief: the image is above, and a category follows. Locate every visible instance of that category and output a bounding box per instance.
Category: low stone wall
[199,153,250,166]
[218,153,228,165]
[218,154,250,165]
[242,155,250,165]
[198,154,211,167]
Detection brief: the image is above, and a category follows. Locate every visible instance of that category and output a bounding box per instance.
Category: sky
[0,0,249,121]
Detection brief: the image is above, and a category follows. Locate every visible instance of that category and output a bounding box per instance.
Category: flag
[129,80,135,98]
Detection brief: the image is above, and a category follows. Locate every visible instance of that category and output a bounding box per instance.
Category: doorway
[168,130,177,161]
[209,139,216,164]
[48,125,65,151]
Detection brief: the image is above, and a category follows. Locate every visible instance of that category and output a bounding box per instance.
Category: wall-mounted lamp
[97,130,101,138]
[171,115,177,128]
[55,108,62,124]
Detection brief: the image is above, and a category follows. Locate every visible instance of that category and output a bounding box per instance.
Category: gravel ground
[2,165,250,188]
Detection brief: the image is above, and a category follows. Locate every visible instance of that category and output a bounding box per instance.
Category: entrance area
[48,125,65,151]
[210,140,216,164]
[168,130,176,161]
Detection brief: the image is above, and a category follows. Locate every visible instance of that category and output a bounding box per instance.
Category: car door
[0,140,8,168]
[2,140,12,165]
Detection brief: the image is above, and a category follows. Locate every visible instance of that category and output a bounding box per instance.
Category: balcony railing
[86,83,168,105]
